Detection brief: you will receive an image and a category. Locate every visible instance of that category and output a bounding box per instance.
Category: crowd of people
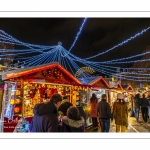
[132,92,150,123]
[29,91,150,133]
[30,94,85,132]
[89,93,128,132]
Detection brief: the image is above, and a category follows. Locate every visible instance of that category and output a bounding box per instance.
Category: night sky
[1,18,150,69]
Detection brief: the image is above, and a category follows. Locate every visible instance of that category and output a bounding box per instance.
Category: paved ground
[86,112,150,133]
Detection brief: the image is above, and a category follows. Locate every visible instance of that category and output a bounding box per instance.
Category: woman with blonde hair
[113,93,128,132]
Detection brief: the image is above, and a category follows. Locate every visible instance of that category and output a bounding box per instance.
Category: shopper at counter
[58,96,73,116]
[61,106,85,132]
[30,94,62,132]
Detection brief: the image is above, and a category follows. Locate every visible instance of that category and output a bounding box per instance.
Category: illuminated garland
[62,18,87,57]
[84,27,150,60]
[1,24,150,83]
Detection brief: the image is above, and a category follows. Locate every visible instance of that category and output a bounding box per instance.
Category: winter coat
[61,116,85,132]
[58,102,73,116]
[77,106,86,122]
[113,101,128,126]
[30,101,58,132]
[97,99,112,120]
[141,98,150,108]
[89,99,98,118]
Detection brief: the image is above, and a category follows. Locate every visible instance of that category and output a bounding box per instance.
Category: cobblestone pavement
[86,112,150,133]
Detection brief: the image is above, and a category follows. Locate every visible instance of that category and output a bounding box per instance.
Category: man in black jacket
[30,94,62,132]
[58,96,73,116]
[97,94,112,132]
[141,93,150,123]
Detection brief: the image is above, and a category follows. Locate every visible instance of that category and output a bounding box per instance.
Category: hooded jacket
[30,101,58,132]
[61,116,85,132]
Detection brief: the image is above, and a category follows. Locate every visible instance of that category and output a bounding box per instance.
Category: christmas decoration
[42,68,53,78]
[53,68,63,79]
[13,117,30,132]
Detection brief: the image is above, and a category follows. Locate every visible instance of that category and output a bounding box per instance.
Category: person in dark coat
[61,106,85,132]
[141,93,150,123]
[97,94,112,132]
[58,96,73,116]
[30,94,62,132]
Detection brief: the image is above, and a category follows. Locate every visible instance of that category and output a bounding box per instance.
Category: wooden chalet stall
[0,62,84,132]
[108,82,124,107]
[79,76,110,102]
[122,84,135,110]
[78,76,110,127]
[122,84,134,93]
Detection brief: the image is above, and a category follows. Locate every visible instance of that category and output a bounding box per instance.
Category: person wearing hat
[112,93,128,132]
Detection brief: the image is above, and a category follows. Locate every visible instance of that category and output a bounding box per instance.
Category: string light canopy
[1,19,150,83]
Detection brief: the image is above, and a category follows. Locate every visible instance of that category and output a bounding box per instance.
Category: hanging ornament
[53,68,63,79]
[42,68,53,78]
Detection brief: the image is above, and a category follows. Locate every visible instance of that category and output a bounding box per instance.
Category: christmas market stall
[122,84,134,93]
[108,81,124,107]
[78,76,110,127]
[0,62,84,132]
[122,84,135,110]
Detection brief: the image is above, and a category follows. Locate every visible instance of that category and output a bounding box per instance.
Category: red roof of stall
[1,62,82,85]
